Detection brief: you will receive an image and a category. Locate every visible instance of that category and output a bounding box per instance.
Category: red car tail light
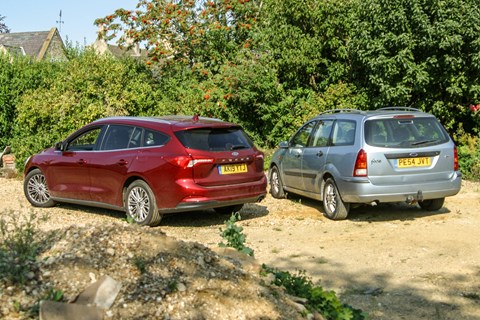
[353,149,368,177]
[166,156,214,168]
[454,146,459,171]
[255,153,264,160]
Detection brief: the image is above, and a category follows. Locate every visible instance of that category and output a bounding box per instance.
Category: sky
[1,0,139,46]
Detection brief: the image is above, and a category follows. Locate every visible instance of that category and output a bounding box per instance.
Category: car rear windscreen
[175,128,254,151]
[365,117,450,148]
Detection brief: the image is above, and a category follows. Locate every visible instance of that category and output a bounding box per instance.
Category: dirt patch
[1,177,479,319]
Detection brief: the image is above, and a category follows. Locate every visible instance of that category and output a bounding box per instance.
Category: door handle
[316,151,323,157]
[77,159,87,165]
[118,159,128,166]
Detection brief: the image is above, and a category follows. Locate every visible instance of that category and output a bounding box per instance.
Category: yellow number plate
[397,157,431,168]
[219,163,247,174]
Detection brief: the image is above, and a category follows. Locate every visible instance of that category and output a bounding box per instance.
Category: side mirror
[278,141,289,149]
[54,141,66,151]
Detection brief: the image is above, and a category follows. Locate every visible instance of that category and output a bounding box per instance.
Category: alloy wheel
[27,173,51,205]
[127,186,151,223]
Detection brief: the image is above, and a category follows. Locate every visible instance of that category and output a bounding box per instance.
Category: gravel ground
[1,176,479,319]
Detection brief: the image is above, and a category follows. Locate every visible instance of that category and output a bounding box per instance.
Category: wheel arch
[267,161,276,180]
[122,175,149,205]
[24,165,40,175]
[268,160,278,172]
[319,172,334,199]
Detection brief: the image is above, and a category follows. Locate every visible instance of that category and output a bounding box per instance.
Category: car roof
[311,107,435,121]
[90,115,240,130]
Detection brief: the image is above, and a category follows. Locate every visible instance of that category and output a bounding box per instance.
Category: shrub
[0,54,62,148]
[456,132,480,181]
[11,50,163,171]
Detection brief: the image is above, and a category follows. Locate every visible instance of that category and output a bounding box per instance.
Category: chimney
[125,37,140,56]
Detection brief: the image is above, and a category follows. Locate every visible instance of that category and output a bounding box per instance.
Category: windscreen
[175,127,254,151]
[365,117,449,148]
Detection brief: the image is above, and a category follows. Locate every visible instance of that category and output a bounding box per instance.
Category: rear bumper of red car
[161,194,266,213]
[158,176,267,213]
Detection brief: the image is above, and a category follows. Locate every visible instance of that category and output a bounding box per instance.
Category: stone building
[91,25,148,59]
[0,27,66,61]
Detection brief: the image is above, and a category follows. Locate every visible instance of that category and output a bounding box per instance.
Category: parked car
[24,116,267,226]
[269,107,462,220]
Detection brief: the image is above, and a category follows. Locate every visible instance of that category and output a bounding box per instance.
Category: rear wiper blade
[231,145,248,150]
[411,139,438,146]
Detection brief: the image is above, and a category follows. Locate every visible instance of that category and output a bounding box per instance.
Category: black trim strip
[384,151,440,159]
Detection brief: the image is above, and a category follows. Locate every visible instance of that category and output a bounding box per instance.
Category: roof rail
[317,108,365,116]
[378,107,420,112]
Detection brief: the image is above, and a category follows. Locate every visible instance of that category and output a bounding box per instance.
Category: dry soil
[0,176,479,319]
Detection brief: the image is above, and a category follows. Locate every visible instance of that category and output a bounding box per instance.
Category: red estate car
[24,116,267,226]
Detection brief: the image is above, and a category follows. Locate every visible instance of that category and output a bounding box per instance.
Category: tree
[349,0,480,133]
[0,14,9,33]
[93,0,480,147]
[255,0,354,92]
[95,0,282,145]
[95,0,257,71]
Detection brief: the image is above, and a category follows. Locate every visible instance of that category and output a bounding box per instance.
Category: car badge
[232,152,239,156]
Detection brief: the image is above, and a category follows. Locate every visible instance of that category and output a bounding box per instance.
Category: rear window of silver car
[364,117,449,148]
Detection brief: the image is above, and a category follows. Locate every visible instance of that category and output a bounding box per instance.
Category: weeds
[29,287,64,316]
[0,209,49,285]
[132,255,147,274]
[167,279,178,292]
[125,215,135,224]
[218,212,254,257]
[44,288,64,301]
[261,265,367,320]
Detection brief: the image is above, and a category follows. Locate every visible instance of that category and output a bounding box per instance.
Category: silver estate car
[269,108,462,220]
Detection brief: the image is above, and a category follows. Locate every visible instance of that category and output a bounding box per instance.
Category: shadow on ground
[281,193,451,222]
[265,254,480,320]
[55,202,270,227]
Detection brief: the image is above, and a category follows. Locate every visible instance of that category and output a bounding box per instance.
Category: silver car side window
[311,120,333,147]
[290,121,316,148]
[332,120,356,146]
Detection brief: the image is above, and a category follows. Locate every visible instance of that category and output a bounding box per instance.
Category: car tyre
[125,180,162,227]
[322,178,349,220]
[214,204,244,215]
[418,198,445,211]
[24,169,56,207]
[270,166,286,199]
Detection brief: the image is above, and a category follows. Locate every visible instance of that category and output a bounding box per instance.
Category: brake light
[393,115,414,118]
[454,146,459,171]
[353,149,368,177]
[165,156,214,168]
